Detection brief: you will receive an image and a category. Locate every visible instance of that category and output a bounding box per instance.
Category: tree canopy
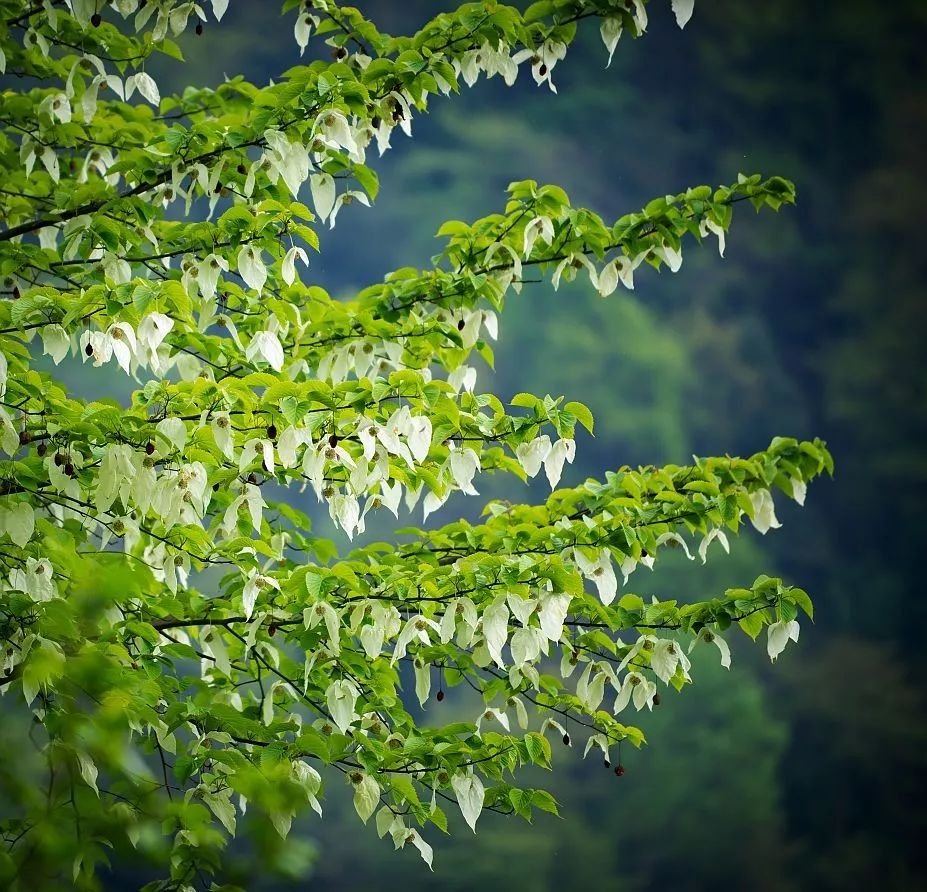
[0,1,831,888]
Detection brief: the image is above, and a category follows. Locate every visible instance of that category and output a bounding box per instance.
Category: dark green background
[110,1,927,889]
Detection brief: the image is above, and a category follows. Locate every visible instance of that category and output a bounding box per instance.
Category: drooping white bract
[544,438,576,488]
[451,771,485,832]
[264,129,310,199]
[245,330,284,372]
[481,598,510,668]
[41,324,70,365]
[447,446,480,496]
[672,0,696,29]
[241,569,279,620]
[698,526,731,563]
[326,678,360,733]
[281,245,310,286]
[699,216,726,256]
[749,488,782,534]
[767,620,800,662]
[688,627,732,668]
[309,172,337,223]
[512,39,567,92]
[613,671,658,713]
[573,546,618,605]
[516,435,551,478]
[649,638,692,684]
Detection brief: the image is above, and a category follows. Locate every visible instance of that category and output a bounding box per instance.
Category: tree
[0,1,832,889]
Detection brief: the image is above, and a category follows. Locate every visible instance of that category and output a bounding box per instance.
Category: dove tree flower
[0,1,832,888]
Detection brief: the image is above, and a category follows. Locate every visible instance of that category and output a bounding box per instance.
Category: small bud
[562,733,571,746]
[266,424,277,440]
[349,772,363,784]
[37,442,47,457]
[91,12,102,27]
[85,343,94,356]
[332,46,347,60]
[18,431,30,446]
[371,115,382,129]
[538,63,548,76]
[145,441,155,455]
[247,472,258,485]
[64,462,74,477]
[195,21,203,35]
[457,319,465,331]
[653,692,661,707]
[237,163,247,175]
[54,452,64,467]
[614,764,625,777]
[436,689,445,702]
[328,433,338,448]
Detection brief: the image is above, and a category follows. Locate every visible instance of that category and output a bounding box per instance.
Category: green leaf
[564,400,594,435]
[738,611,766,641]
[789,587,814,619]
[524,732,552,769]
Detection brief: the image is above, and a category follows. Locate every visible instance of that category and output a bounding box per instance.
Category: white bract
[767,620,800,662]
[573,547,618,605]
[451,772,485,832]
[749,488,782,534]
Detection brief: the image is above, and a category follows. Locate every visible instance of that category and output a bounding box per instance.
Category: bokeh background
[107,0,927,888]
